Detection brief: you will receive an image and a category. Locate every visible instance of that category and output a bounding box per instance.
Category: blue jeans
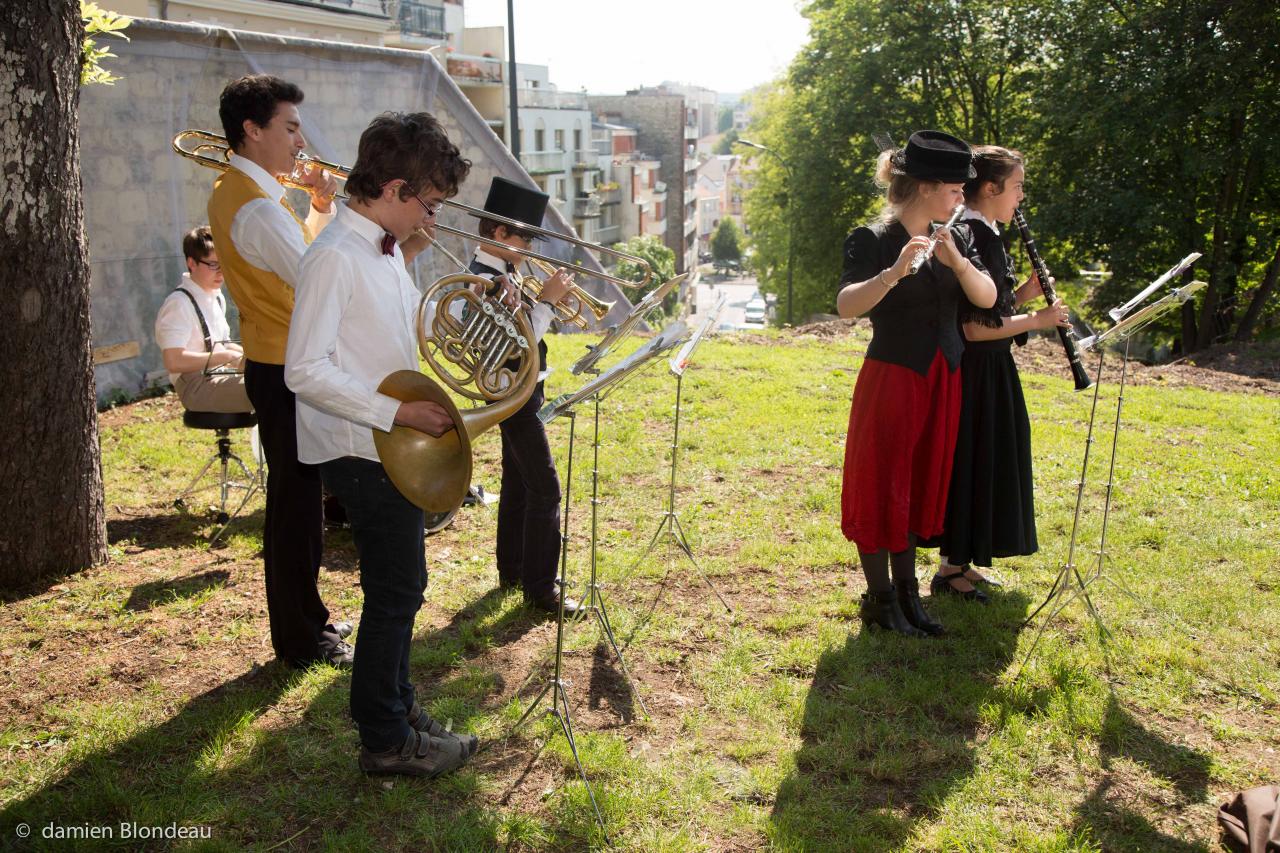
[319,457,426,752]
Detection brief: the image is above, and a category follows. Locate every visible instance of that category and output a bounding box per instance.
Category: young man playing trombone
[285,111,478,777]
[207,75,351,669]
[468,177,578,616]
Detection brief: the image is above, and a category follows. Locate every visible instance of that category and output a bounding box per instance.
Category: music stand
[508,322,690,843]
[1019,276,1206,674]
[537,322,693,718]
[571,274,686,376]
[625,295,733,615]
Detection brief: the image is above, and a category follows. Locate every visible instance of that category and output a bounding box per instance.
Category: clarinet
[1012,208,1093,391]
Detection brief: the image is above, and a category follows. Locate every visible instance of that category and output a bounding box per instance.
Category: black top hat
[891,130,976,182]
[471,176,549,236]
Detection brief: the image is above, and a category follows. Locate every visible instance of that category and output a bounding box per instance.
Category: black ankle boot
[896,577,945,636]
[859,586,928,638]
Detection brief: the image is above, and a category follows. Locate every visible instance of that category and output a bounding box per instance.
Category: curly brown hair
[345,112,471,203]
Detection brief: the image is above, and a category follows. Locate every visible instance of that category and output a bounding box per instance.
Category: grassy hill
[2,327,1276,851]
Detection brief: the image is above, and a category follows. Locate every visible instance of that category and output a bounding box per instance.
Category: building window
[573,128,582,151]
[554,129,565,151]
[534,128,545,151]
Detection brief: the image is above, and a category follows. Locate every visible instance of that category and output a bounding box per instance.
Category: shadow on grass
[0,576,608,851]
[1069,694,1214,853]
[125,568,231,611]
[768,588,1030,852]
[106,507,266,554]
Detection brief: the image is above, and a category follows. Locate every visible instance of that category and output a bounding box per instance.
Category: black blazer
[839,220,988,374]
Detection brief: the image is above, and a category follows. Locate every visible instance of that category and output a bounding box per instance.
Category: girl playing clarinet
[836,130,997,638]
[930,147,1070,602]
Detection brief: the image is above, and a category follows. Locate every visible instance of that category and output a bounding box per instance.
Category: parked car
[744,293,767,325]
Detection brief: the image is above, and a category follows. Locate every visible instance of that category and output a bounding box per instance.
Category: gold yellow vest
[207,169,313,364]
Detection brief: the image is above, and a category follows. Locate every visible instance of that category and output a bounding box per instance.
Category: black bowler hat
[891,130,976,182]
[471,176,549,237]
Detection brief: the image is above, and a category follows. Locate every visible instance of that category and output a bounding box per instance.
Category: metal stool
[173,410,262,542]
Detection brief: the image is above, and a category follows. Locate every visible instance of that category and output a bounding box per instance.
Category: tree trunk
[0,0,107,589]
[1235,239,1280,342]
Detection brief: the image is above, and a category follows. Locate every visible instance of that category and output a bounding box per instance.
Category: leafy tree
[717,105,734,133]
[742,0,1048,325]
[743,0,1279,349]
[1031,0,1280,350]
[714,129,739,156]
[614,234,679,312]
[711,218,743,265]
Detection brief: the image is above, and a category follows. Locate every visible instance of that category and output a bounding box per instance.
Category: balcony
[570,151,599,171]
[595,223,621,244]
[519,150,567,175]
[595,184,621,205]
[684,217,696,237]
[573,196,602,219]
[398,0,445,40]
[644,217,667,238]
[447,53,503,85]
[518,88,588,110]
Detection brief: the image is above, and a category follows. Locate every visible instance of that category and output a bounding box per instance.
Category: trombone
[173,129,647,327]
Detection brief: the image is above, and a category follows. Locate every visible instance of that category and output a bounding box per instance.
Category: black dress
[935,217,1038,566]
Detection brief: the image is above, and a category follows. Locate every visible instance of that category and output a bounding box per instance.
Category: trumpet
[172,129,652,322]
[516,258,616,330]
[907,204,966,274]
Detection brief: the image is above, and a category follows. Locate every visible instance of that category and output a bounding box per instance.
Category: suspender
[173,288,213,353]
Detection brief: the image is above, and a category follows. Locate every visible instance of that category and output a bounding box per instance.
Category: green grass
[1,327,1277,851]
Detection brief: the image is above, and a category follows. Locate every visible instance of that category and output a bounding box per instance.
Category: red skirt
[841,349,962,553]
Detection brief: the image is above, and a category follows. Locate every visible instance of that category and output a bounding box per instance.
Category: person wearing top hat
[834,130,997,638]
[468,177,578,616]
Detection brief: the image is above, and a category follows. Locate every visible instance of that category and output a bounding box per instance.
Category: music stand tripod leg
[505,410,612,845]
[580,393,650,720]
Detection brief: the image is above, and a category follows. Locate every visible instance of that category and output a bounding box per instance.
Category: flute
[1011,207,1093,391]
[908,204,966,274]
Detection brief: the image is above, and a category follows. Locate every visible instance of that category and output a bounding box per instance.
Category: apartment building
[588,89,703,275]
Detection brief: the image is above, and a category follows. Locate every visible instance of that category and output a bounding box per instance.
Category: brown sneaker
[359,730,469,778]
[406,701,478,758]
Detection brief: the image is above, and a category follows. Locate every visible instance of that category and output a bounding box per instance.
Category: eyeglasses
[412,194,441,218]
[197,259,222,272]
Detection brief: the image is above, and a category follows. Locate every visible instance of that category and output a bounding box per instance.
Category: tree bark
[0,0,107,589]
[1235,239,1280,343]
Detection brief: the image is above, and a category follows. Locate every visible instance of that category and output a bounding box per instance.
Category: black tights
[858,536,919,593]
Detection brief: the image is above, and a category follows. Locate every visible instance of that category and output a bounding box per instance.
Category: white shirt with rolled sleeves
[226,152,335,282]
[154,274,233,384]
[285,203,420,465]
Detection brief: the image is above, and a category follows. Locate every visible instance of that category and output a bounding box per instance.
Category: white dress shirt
[154,273,234,383]
[285,203,420,465]
[227,152,335,283]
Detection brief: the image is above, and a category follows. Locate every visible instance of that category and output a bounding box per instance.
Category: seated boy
[154,226,250,413]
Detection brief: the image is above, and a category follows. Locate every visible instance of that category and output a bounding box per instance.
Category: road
[690,273,765,329]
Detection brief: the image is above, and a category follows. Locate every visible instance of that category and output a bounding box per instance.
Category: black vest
[839,220,986,375]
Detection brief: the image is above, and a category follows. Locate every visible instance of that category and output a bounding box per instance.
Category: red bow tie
[380,234,396,256]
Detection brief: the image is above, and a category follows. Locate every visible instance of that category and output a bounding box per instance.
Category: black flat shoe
[896,578,945,636]
[930,572,990,605]
[859,587,928,638]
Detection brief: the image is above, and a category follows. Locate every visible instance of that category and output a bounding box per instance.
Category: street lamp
[734,138,794,326]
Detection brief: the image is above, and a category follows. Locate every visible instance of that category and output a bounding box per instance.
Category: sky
[460,0,810,97]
